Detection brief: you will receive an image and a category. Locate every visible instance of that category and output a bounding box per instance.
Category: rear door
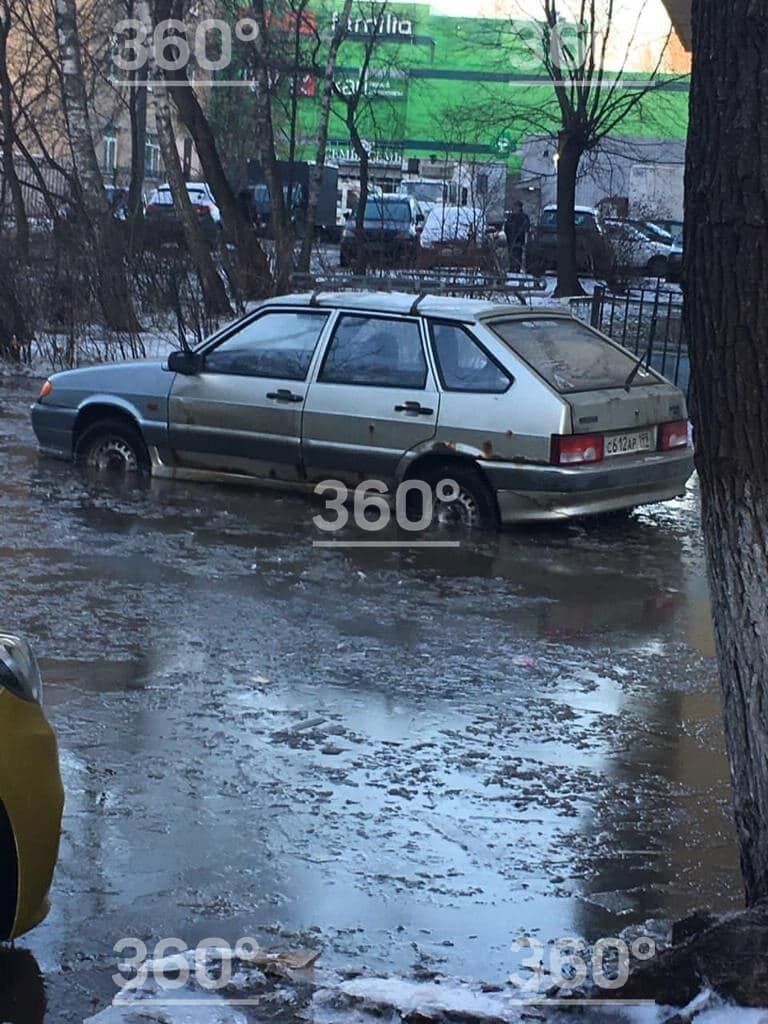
[302,312,440,486]
[168,309,330,479]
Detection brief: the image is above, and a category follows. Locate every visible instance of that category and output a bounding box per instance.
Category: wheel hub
[434,487,482,528]
[87,437,139,474]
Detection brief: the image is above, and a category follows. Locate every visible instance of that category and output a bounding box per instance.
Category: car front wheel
[75,418,150,476]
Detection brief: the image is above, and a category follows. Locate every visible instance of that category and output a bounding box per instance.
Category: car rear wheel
[410,463,499,530]
[75,418,150,476]
[0,802,18,941]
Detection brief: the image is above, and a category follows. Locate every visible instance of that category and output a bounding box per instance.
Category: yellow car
[0,634,63,940]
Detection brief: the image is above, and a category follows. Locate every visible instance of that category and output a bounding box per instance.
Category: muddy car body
[31,292,693,525]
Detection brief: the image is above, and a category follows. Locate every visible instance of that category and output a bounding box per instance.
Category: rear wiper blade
[624,345,652,391]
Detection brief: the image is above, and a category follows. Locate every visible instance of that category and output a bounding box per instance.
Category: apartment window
[103,130,117,174]
[145,134,162,178]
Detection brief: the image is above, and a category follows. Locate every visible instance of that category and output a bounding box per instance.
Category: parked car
[0,634,63,940]
[31,292,694,527]
[526,204,616,277]
[418,205,508,273]
[145,182,221,247]
[604,219,673,277]
[340,196,424,267]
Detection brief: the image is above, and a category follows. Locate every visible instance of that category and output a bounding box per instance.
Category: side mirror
[167,350,203,375]
[415,213,425,224]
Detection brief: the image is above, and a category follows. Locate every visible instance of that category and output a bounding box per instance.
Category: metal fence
[571,283,689,395]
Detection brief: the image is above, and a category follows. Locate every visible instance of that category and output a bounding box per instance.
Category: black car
[526,204,616,278]
[340,196,424,268]
[144,182,221,248]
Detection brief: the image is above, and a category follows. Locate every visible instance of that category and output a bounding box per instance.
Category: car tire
[0,801,18,941]
[647,256,668,278]
[410,463,499,530]
[75,418,150,476]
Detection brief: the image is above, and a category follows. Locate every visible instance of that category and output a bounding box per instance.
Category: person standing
[504,202,530,272]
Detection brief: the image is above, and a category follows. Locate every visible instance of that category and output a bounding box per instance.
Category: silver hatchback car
[31,291,693,526]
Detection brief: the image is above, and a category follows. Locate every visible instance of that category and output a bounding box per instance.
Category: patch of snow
[84,983,248,1024]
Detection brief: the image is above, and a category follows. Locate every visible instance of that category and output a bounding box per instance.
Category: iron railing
[572,283,689,395]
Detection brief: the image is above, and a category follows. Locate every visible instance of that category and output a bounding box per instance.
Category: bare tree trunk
[167,80,272,298]
[297,0,353,272]
[252,0,293,292]
[686,0,768,905]
[554,131,584,298]
[349,114,369,275]
[127,47,148,257]
[153,0,272,298]
[54,0,139,331]
[154,81,231,317]
[0,7,30,261]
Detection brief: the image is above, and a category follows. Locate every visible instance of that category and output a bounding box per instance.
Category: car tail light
[551,433,604,465]
[193,203,210,213]
[658,420,690,451]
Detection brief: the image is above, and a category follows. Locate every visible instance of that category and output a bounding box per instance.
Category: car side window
[430,322,511,394]
[204,312,328,380]
[319,315,428,389]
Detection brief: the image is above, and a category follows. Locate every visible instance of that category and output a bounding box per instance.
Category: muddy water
[0,373,739,1020]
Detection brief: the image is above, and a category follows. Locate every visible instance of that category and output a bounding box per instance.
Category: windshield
[363,199,412,224]
[490,317,659,393]
[401,181,444,203]
[422,206,484,243]
[641,222,673,243]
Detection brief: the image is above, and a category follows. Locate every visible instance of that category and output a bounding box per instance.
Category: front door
[302,312,440,487]
[168,309,330,479]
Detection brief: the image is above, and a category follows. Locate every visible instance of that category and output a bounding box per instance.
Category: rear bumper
[30,402,77,459]
[482,450,694,524]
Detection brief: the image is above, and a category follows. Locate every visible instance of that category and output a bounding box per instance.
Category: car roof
[259,291,574,323]
[542,204,598,215]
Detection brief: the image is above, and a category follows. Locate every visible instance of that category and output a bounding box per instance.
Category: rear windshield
[540,209,597,230]
[490,317,659,393]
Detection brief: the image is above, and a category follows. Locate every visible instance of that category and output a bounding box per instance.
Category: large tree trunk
[554,131,584,298]
[153,81,231,317]
[154,0,272,298]
[167,80,272,299]
[54,0,139,332]
[686,0,768,905]
[297,0,354,272]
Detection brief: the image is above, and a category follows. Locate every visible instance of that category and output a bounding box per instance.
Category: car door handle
[267,389,304,404]
[394,401,434,415]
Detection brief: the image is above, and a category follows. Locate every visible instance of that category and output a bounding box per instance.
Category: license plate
[604,429,654,457]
